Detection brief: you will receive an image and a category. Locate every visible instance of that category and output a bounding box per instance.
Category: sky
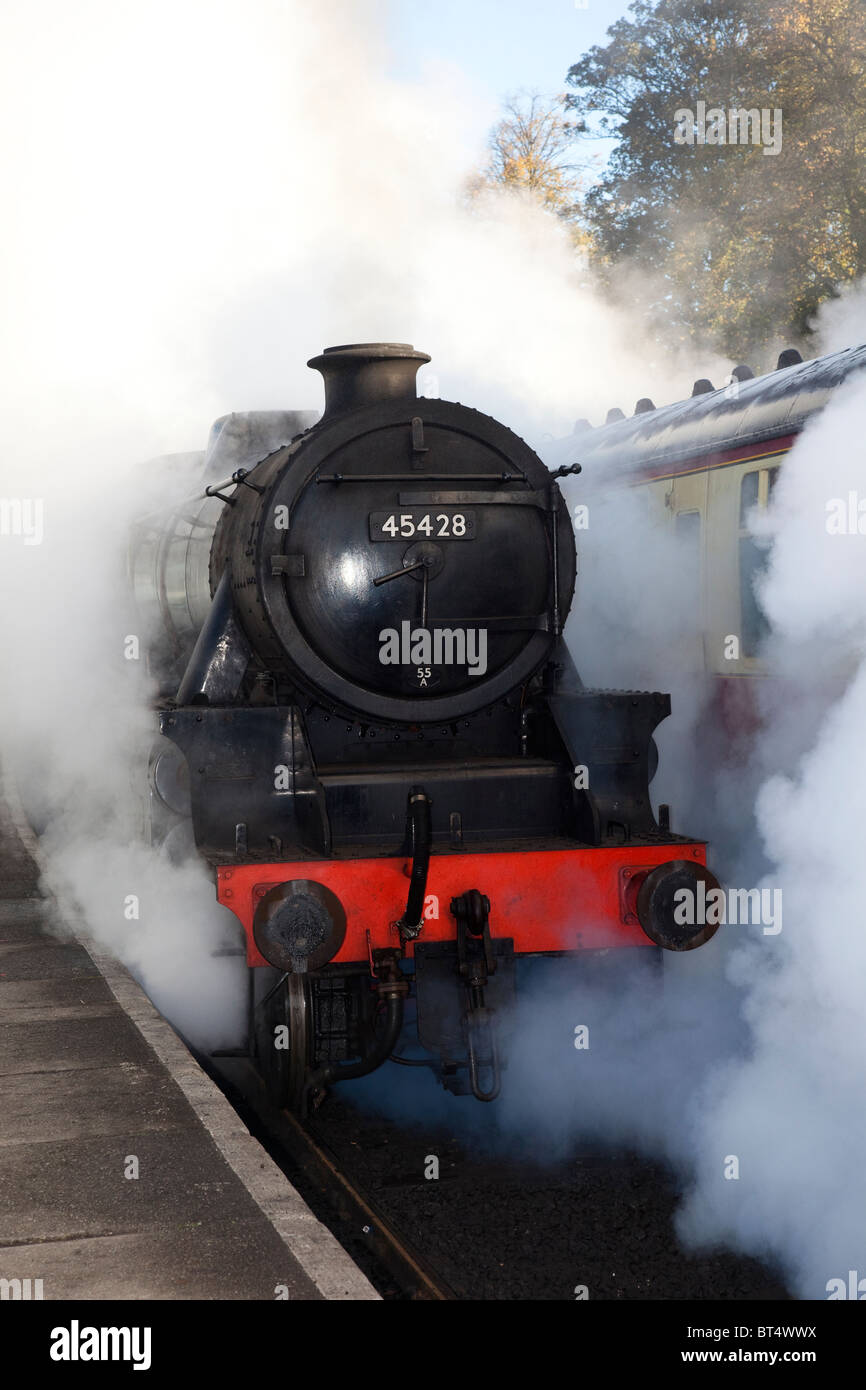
[386,0,633,155]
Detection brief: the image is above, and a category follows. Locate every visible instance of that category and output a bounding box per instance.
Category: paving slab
[0,1012,156,1075]
[0,1130,249,1243]
[0,1227,320,1301]
[0,974,117,1023]
[0,1063,195,1146]
[0,815,377,1299]
[0,940,99,981]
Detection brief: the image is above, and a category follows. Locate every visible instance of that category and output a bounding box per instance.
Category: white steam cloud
[3,0,863,1304]
[518,358,866,1300]
[0,1,682,1046]
[674,368,866,1298]
[350,330,866,1303]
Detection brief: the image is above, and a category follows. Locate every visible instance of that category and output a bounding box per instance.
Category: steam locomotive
[132,343,719,1114]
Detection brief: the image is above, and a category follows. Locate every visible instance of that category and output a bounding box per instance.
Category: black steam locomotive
[132,344,719,1114]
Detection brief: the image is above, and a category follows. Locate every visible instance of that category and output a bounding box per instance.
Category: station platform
[0,794,377,1301]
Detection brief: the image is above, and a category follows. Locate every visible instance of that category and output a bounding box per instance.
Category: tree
[565,0,866,359]
[472,91,591,247]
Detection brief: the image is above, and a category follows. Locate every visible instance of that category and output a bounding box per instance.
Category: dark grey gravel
[310,1094,790,1301]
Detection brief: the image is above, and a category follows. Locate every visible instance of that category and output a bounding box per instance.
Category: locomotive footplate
[414,890,515,1100]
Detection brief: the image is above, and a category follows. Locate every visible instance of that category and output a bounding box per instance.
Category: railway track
[0,769,449,1302]
[0,773,788,1304]
[210,1056,457,1300]
[207,1053,791,1303]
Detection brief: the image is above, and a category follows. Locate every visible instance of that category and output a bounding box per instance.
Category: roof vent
[605,407,625,424]
[777,348,803,370]
[634,398,656,415]
[730,364,754,382]
[692,378,714,395]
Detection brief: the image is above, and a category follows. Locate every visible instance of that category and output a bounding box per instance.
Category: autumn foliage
[562,0,866,357]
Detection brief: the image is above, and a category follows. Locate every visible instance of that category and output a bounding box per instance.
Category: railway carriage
[560,343,866,753]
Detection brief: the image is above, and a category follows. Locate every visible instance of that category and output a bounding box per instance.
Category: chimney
[308,342,431,420]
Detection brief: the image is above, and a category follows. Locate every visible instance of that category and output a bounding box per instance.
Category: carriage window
[676,510,700,536]
[675,510,701,583]
[673,510,701,636]
[739,466,780,656]
[739,470,760,526]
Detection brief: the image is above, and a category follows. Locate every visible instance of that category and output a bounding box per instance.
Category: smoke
[559,476,714,845]
[672,368,866,1297]
[0,0,685,1046]
[4,0,863,1303]
[346,332,866,1302]
[815,280,866,358]
[520,358,866,1299]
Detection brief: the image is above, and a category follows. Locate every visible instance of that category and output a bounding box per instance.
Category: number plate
[368,510,477,541]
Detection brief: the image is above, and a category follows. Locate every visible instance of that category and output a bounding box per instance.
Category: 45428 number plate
[369,510,476,541]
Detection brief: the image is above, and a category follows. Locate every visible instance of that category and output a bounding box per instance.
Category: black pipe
[399,789,432,936]
[176,569,251,705]
[548,482,561,638]
[306,994,404,1091]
